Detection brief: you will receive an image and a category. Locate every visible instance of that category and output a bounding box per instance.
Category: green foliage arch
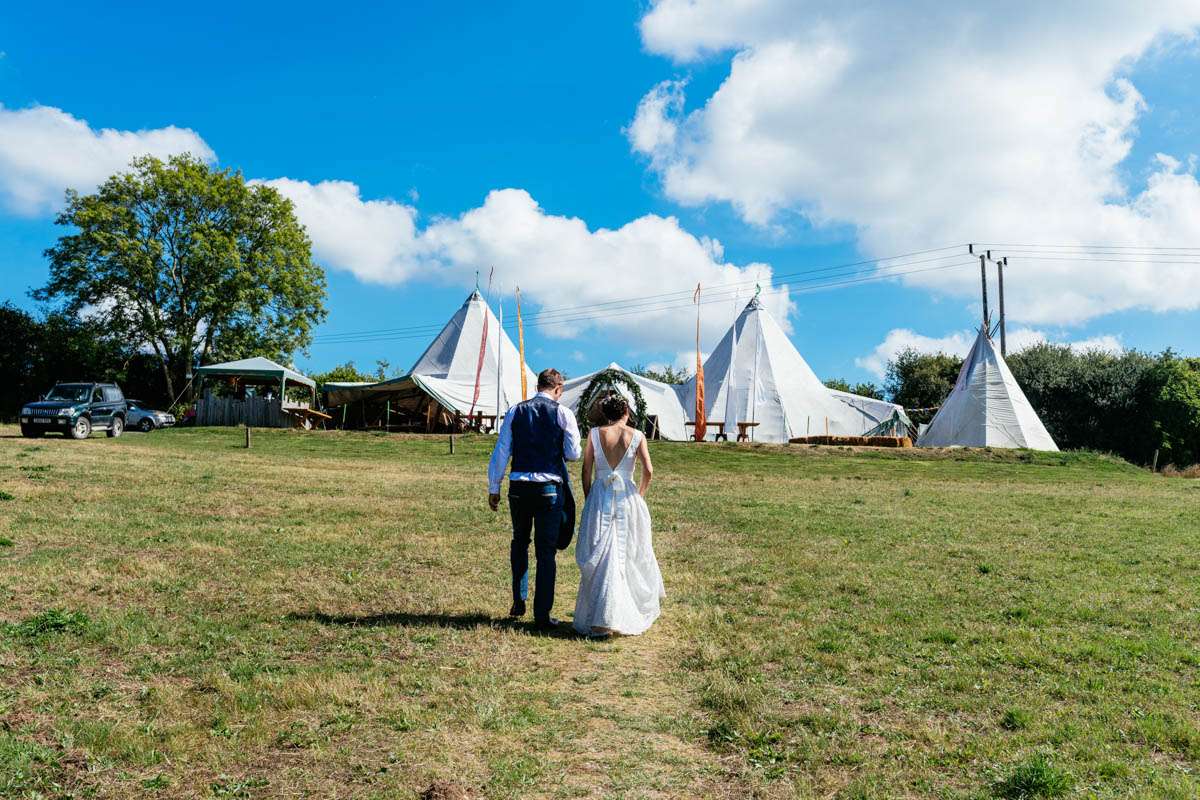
[574,368,648,436]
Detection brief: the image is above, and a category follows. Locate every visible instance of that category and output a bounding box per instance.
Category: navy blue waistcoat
[510,395,564,475]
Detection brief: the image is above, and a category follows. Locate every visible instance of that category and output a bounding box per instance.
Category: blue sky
[2,2,1199,386]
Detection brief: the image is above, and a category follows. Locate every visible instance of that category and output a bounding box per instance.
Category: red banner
[694,283,706,441]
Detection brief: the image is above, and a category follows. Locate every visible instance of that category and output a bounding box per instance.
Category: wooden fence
[195,395,310,428]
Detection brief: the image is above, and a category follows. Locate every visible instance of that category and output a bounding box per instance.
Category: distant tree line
[0,302,171,416]
[630,364,693,385]
[882,344,1200,468]
[822,378,884,400]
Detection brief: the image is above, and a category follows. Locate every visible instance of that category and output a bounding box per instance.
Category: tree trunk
[159,355,176,405]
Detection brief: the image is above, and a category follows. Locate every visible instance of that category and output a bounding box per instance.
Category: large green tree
[35,153,327,401]
[884,348,963,410]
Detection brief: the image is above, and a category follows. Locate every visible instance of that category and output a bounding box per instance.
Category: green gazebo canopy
[196,357,315,396]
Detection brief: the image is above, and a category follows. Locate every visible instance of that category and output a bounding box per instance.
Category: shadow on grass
[287,610,577,638]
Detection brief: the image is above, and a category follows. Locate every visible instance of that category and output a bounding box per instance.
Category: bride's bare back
[596,423,636,469]
[583,421,654,498]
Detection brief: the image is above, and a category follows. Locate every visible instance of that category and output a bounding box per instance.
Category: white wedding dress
[572,427,665,636]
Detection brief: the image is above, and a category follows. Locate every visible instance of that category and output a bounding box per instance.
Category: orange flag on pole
[516,286,528,401]
[694,283,706,441]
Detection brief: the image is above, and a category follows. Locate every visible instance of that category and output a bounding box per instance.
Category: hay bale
[845,436,868,446]
[898,436,913,448]
[867,436,898,447]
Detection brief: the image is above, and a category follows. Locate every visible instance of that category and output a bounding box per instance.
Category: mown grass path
[1,426,1197,798]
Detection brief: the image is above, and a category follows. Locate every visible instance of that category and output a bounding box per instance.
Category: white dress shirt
[488,392,582,494]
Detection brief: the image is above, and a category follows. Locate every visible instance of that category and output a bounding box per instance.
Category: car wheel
[68,416,92,440]
[139,418,155,432]
[107,416,124,438]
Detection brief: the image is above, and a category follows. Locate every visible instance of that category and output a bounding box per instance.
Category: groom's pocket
[535,485,560,509]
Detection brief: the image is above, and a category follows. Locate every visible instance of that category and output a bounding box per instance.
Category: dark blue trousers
[508,480,563,623]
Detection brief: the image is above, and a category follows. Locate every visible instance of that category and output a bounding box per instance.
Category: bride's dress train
[572,428,665,636]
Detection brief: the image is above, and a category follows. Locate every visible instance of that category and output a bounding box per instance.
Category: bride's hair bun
[600,393,629,422]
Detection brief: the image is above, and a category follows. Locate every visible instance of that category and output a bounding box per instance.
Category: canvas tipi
[323,290,536,420]
[678,296,902,442]
[406,289,535,416]
[916,327,1057,450]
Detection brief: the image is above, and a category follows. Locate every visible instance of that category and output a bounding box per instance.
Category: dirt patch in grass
[422,779,471,800]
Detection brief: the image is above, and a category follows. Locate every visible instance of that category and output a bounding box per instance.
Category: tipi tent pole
[724,303,738,432]
[979,255,989,329]
[999,258,1008,356]
[750,309,761,441]
[496,282,503,419]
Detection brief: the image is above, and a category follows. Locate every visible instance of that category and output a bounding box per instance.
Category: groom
[487,369,581,631]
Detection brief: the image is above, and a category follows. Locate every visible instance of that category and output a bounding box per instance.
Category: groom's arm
[487,408,517,510]
[558,405,582,461]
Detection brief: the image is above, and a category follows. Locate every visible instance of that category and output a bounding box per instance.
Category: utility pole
[979,254,989,330]
[998,257,1007,355]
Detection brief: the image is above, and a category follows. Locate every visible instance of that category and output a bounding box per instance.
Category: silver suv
[125,400,176,432]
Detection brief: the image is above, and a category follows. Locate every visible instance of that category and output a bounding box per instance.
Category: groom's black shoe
[508,599,526,618]
[532,618,560,632]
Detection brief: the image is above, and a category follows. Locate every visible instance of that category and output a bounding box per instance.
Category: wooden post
[999,257,1008,356]
[245,426,251,449]
[449,434,455,455]
[979,254,989,330]
[1152,449,1159,472]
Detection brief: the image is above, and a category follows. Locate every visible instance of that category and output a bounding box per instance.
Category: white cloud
[0,104,213,215]
[856,326,1125,379]
[632,1,1200,325]
[255,178,423,284]
[265,180,789,350]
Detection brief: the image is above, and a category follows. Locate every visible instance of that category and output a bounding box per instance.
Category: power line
[311,258,979,345]
[308,240,1200,348]
[975,242,1200,251]
[312,244,969,343]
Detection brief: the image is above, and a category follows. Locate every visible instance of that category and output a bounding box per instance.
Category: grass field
[1,425,1198,799]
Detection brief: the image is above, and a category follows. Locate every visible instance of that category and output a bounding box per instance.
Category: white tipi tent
[916,327,1057,450]
[323,290,536,419]
[407,289,535,416]
[678,296,903,442]
[559,363,691,440]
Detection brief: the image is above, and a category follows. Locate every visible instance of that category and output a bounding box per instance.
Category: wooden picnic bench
[736,422,760,442]
[685,421,727,442]
[282,406,333,430]
[453,411,499,433]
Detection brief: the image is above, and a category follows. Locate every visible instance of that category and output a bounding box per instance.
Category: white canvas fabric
[407,290,537,417]
[916,328,1058,450]
[829,389,913,437]
[560,363,691,440]
[678,297,903,442]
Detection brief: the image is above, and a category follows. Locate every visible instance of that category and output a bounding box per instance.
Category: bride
[572,394,665,637]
